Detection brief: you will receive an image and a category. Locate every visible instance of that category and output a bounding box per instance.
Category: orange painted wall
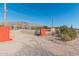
[0,26,10,42]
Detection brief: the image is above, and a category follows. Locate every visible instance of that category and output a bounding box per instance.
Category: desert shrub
[58,25,77,41]
[60,34,71,41]
[0,25,3,27]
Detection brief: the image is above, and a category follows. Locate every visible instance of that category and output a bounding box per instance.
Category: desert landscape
[0,25,78,56]
[0,28,53,56]
[0,3,79,56]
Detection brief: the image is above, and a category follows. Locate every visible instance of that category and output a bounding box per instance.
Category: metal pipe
[4,0,6,26]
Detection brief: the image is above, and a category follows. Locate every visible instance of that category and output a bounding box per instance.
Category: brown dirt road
[0,29,79,56]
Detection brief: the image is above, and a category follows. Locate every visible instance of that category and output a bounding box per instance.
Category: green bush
[58,25,77,41]
[43,25,49,29]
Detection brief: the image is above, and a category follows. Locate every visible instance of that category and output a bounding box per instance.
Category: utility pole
[4,0,6,26]
[51,16,56,35]
[51,16,53,28]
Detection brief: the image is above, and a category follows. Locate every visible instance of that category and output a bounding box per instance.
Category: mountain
[0,21,43,28]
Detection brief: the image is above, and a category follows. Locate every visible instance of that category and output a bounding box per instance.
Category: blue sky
[0,3,79,28]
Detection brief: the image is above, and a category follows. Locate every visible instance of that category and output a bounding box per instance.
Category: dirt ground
[0,29,53,56]
[0,29,79,56]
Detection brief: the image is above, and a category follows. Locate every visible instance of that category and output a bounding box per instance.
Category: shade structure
[0,26,11,42]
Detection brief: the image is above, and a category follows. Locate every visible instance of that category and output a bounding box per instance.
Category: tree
[43,25,49,29]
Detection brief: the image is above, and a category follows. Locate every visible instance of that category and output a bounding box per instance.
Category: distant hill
[0,21,42,26]
[0,21,44,30]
